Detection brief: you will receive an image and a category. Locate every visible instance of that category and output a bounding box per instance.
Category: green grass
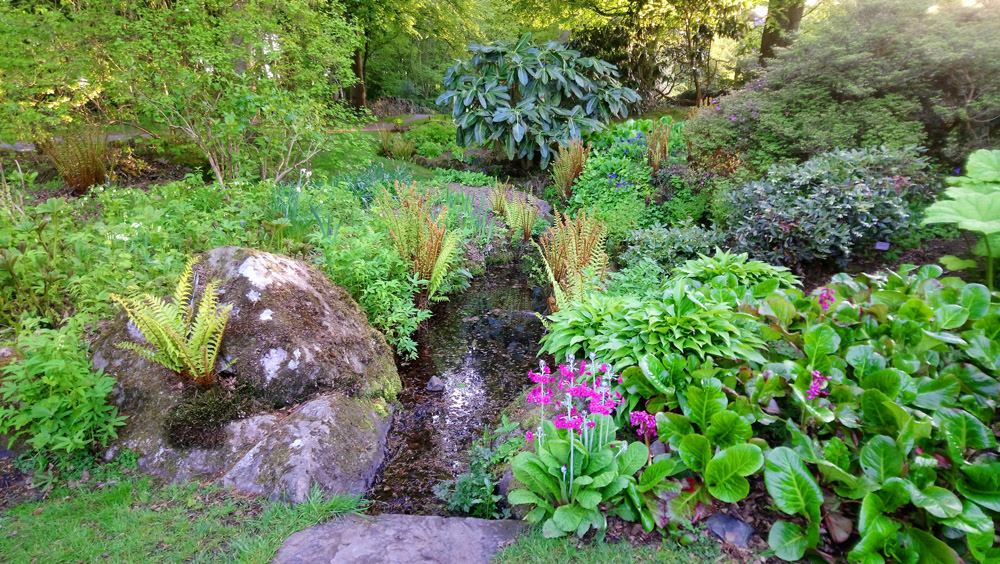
[0,475,367,564]
[628,106,692,123]
[311,132,436,182]
[493,527,724,564]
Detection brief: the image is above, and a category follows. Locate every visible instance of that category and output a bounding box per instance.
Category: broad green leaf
[705,410,753,448]
[617,441,649,477]
[683,381,727,431]
[552,504,585,532]
[960,283,991,319]
[860,435,903,484]
[678,433,711,474]
[846,345,886,376]
[636,459,677,493]
[804,325,840,359]
[764,447,823,520]
[902,481,962,518]
[934,304,969,330]
[957,462,1000,511]
[704,444,763,503]
[541,517,566,538]
[508,489,544,506]
[937,408,995,450]
[922,191,1000,236]
[900,528,961,564]
[768,520,811,562]
[575,489,602,510]
[939,500,994,535]
[655,412,693,448]
[912,376,959,410]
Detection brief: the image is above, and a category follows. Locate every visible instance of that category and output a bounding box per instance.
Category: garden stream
[368,267,548,515]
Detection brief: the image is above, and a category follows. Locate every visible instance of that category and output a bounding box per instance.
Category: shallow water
[368,268,547,514]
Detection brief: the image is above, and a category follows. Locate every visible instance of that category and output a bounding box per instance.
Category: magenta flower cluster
[806,370,831,400]
[818,287,836,312]
[524,360,622,436]
[629,411,657,440]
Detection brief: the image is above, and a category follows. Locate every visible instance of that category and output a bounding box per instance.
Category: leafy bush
[437,33,639,167]
[567,260,1000,563]
[571,152,654,209]
[311,225,429,360]
[404,120,461,159]
[729,146,936,269]
[619,219,725,271]
[510,361,653,538]
[38,128,109,194]
[605,259,668,299]
[431,169,498,187]
[685,0,1000,169]
[0,320,125,454]
[328,162,414,209]
[110,258,232,388]
[673,250,798,292]
[540,278,767,373]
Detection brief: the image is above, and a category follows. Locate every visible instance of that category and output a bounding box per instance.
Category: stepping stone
[272,514,524,564]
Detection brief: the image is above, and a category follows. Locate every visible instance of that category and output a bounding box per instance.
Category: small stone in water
[427,376,446,392]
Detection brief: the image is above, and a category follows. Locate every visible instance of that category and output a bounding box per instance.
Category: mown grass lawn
[0,474,366,564]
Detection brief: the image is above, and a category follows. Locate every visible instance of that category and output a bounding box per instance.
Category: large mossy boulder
[92,247,400,501]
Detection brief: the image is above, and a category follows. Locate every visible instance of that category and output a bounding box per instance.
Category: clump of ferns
[550,139,590,201]
[488,183,538,245]
[534,210,608,312]
[110,258,233,388]
[376,181,463,307]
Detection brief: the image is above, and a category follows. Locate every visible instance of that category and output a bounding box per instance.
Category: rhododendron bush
[512,252,1000,563]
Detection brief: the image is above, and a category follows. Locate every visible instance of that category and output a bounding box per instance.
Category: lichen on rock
[92,246,401,501]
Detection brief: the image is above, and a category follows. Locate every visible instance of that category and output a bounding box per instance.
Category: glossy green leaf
[704,444,764,503]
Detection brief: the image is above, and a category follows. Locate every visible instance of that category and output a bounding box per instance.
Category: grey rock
[194,246,399,405]
[222,392,392,502]
[426,376,445,392]
[704,513,755,548]
[90,247,400,501]
[271,514,524,564]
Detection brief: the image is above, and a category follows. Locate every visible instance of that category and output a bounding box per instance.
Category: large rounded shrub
[686,0,1000,170]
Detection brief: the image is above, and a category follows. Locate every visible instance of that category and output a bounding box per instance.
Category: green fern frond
[109,258,231,387]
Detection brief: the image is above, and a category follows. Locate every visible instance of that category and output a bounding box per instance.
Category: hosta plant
[437,34,639,168]
[110,257,232,388]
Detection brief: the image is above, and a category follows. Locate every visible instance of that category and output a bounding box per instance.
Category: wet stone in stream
[368,269,548,515]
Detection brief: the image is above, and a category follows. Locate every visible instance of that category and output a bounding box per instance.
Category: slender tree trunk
[759,0,806,65]
[350,46,366,108]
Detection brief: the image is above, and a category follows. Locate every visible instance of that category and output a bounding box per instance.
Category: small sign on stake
[875,241,890,251]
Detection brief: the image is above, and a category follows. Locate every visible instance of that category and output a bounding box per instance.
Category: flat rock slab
[272,514,524,564]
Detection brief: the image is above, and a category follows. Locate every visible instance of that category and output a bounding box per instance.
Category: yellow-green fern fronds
[110,259,232,387]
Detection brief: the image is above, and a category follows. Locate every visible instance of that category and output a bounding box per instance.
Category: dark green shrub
[619,219,725,271]
[686,0,1000,169]
[728,146,938,269]
[437,33,639,167]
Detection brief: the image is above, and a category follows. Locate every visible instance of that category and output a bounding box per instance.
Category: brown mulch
[799,237,972,294]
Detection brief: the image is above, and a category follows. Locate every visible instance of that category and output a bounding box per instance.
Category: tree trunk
[759,0,805,66]
[350,47,366,108]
